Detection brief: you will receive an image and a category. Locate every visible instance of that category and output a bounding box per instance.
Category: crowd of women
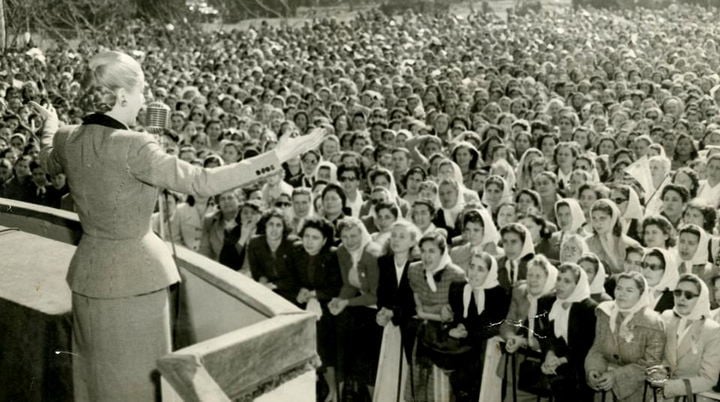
[3,2,720,402]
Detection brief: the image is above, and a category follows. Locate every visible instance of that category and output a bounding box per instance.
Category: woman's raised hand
[275,127,327,163]
[29,101,59,134]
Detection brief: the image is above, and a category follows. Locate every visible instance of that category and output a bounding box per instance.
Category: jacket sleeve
[39,125,71,177]
[663,326,720,398]
[346,250,380,307]
[128,132,281,197]
[610,320,666,400]
[316,252,343,302]
[246,237,264,281]
[473,289,509,342]
[584,310,610,375]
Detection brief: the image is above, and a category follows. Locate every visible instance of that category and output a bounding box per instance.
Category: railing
[0,198,317,401]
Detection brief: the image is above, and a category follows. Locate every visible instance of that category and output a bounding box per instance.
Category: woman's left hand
[596,372,614,391]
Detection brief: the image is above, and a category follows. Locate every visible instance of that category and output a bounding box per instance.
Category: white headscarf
[490,158,517,190]
[341,217,373,269]
[516,148,543,189]
[591,199,623,268]
[549,266,591,342]
[683,225,711,266]
[585,254,608,295]
[463,252,500,318]
[477,208,501,247]
[517,224,536,261]
[425,236,454,292]
[645,247,680,307]
[555,198,586,233]
[598,275,651,341]
[482,175,513,209]
[440,179,466,229]
[674,273,712,344]
[526,257,559,341]
[314,161,338,183]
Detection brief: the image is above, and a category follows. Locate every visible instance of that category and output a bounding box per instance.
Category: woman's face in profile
[124,77,147,125]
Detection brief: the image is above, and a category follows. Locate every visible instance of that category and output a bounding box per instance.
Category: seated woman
[497,223,536,291]
[520,213,559,263]
[612,184,644,242]
[501,255,559,355]
[432,178,466,241]
[551,198,587,251]
[642,247,679,313]
[330,217,383,399]
[676,224,720,292]
[374,221,421,402]
[585,199,642,275]
[641,215,677,250]
[577,253,612,302]
[585,272,666,402]
[246,208,299,302]
[482,175,513,215]
[559,233,589,264]
[450,209,502,271]
[447,250,510,402]
[538,263,597,402]
[406,229,467,401]
[370,201,400,245]
[291,217,344,402]
[655,273,720,401]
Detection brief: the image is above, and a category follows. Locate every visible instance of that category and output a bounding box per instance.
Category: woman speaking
[35,51,325,401]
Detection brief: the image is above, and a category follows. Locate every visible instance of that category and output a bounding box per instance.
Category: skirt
[336,306,382,385]
[373,324,408,402]
[72,288,172,402]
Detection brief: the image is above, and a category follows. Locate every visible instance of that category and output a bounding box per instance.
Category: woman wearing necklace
[35,50,326,401]
[374,221,421,402]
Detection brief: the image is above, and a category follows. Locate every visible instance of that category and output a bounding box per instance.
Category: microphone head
[145,101,170,134]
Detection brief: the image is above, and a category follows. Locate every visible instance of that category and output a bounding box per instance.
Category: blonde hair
[87,51,143,112]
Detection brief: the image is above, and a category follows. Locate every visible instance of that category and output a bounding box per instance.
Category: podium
[0,198,317,401]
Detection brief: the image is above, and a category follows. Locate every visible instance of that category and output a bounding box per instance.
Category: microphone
[145,101,170,134]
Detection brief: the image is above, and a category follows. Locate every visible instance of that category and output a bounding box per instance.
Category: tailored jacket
[377,254,416,328]
[291,243,343,304]
[39,113,281,298]
[499,283,552,342]
[336,243,381,306]
[584,307,666,401]
[448,283,509,345]
[660,311,720,401]
[246,235,299,302]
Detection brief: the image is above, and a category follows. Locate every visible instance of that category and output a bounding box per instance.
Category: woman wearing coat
[331,217,383,399]
[292,217,344,402]
[374,220,421,402]
[449,208,502,271]
[642,247,679,313]
[585,272,666,402]
[655,273,720,401]
[537,263,597,402]
[36,51,325,401]
[246,208,299,303]
[447,250,509,402]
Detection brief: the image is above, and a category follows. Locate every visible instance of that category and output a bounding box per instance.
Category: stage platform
[0,198,317,402]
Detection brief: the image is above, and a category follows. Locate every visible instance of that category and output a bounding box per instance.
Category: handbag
[516,356,552,396]
[417,320,472,371]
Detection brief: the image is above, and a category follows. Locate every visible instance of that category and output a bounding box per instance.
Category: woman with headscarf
[489,158,517,191]
[558,233,589,264]
[520,213,559,263]
[578,253,612,302]
[497,223,536,291]
[450,209,502,271]
[537,263,597,402]
[644,155,672,217]
[432,178,466,241]
[585,272,666,402]
[315,160,338,184]
[501,255,559,396]
[446,250,509,402]
[331,217,383,400]
[696,153,720,208]
[450,142,480,185]
[374,221,421,402]
[406,230,467,402]
[482,175,513,215]
[585,199,642,275]
[436,159,481,204]
[551,198,587,252]
[612,184,644,242]
[533,171,562,224]
[515,148,544,190]
[642,247,679,313]
[654,273,720,401]
[675,224,720,292]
